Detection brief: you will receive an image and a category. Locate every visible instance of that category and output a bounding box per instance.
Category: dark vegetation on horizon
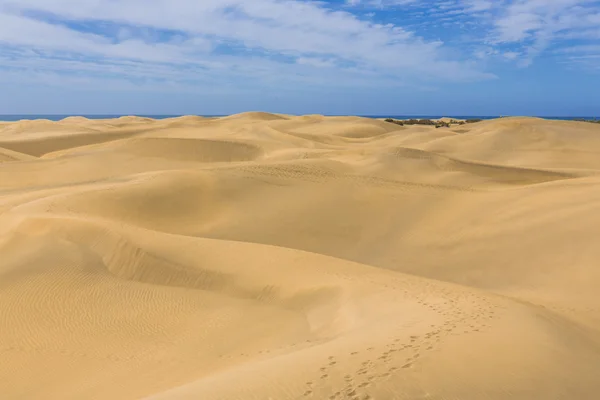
[384,118,483,129]
[574,118,600,124]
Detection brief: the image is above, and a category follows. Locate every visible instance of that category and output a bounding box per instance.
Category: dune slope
[1,115,600,400]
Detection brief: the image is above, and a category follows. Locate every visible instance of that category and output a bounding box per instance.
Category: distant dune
[1,114,600,400]
[220,111,289,121]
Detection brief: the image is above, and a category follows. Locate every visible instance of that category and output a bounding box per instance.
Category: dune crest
[221,111,289,121]
[1,115,600,400]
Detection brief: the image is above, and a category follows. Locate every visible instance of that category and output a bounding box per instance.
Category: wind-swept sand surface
[1,114,600,400]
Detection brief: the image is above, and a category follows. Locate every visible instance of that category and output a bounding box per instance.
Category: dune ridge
[1,114,600,400]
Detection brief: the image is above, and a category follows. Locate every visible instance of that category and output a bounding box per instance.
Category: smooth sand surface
[1,114,600,400]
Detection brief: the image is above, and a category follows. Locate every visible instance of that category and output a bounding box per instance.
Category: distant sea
[0,114,597,122]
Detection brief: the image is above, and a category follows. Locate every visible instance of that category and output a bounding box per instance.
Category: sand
[1,114,600,400]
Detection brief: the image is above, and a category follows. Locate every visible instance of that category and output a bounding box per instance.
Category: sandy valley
[1,114,600,399]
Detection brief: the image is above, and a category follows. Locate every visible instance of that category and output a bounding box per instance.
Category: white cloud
[481,0,600,66]
[0,0,496,89]
[0,0,597,92]
[558,44,600,54]
[346,0,600,68]
[296,57,336,68]
[555,43,600,72]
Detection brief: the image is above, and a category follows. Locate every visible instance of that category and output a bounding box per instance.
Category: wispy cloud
[347,0,600,68]
[0,0,496,90]
[0,0,597,94]
[488,0,600,66]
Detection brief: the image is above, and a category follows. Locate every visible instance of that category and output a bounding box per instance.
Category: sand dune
[1,114,600,400]
[220,111,290,121]
[0,146,37,163]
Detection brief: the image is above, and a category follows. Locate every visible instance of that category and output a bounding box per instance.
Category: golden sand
[1,114,599,399]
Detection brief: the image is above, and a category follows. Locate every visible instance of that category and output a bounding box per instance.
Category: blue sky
[0,0,599,116]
